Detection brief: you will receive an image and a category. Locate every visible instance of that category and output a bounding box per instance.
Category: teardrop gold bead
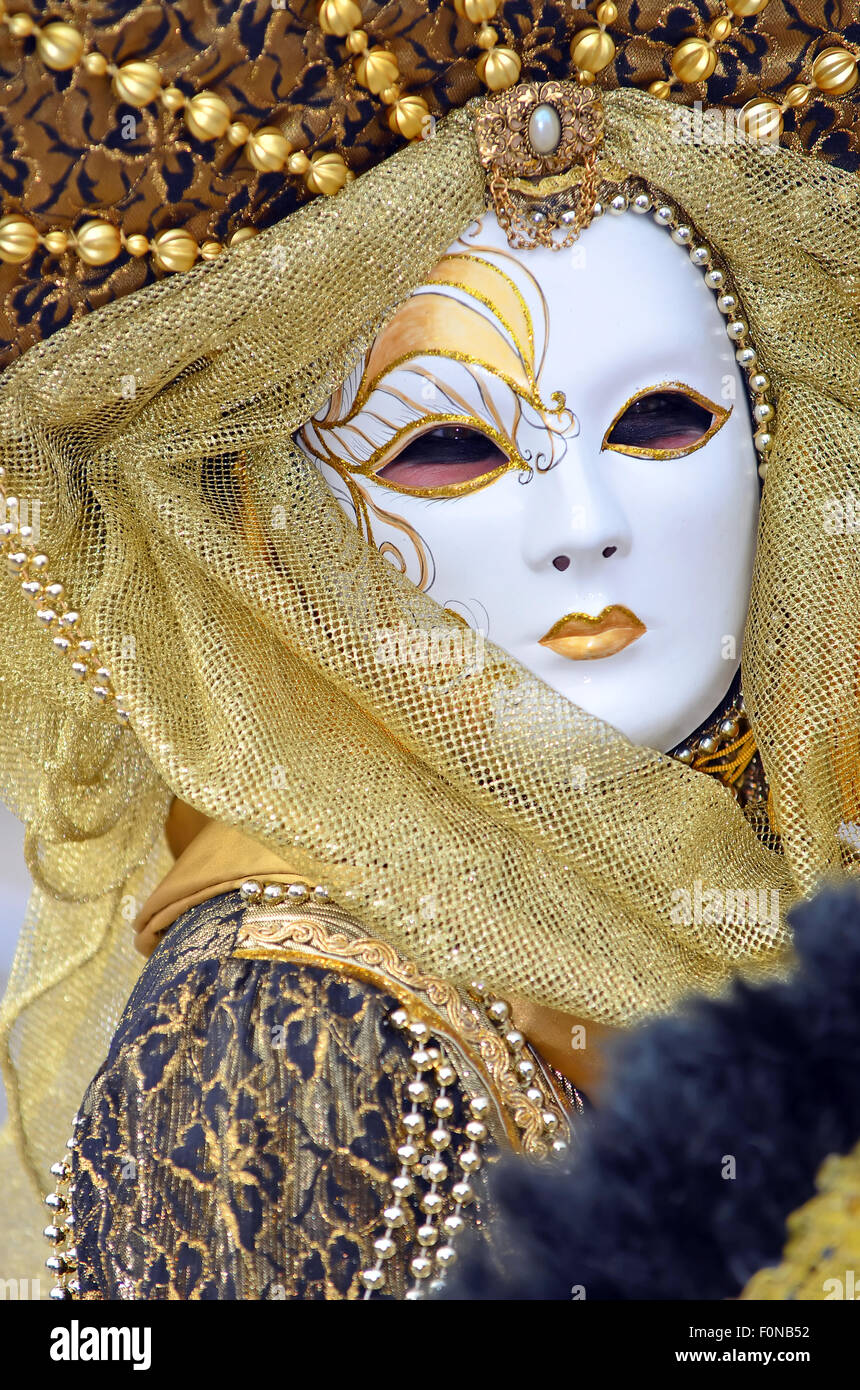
[354,48,399,94]
[648,79,672,99]
[0,215,39,265]
[184,91,232,142]
[75,220,122,266]
[6,13,36,37]
[287,150,310,175]
[811,46,858,96]
[318,0,362,36]
[387,94,430,139]
[670,37,717,84]
[246,127,291,172]
[596,1,618,24]
[124,234,150,257]
[476,45,521,90]
[304,151,349,196]
[345,30,368,54]
[161,86,186,112]
[112,60,162,107]
[82,52,108,77]
[35,22,84,71]
[151,227,199,273]
[784,83,811,109]
[738,97,784,143]
[725,0,770,14]
[570,28,616,75]
[708,16,733,42]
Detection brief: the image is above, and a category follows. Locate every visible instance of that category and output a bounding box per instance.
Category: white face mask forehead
[299,210,760,754]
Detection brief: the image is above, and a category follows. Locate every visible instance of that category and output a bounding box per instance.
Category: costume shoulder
[69,887,568,1300]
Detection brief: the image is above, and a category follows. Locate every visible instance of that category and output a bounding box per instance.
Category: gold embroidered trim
[235,899,570,1159]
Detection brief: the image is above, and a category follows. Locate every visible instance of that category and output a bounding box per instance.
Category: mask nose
[552,545,617,570]
[521,445,632,574]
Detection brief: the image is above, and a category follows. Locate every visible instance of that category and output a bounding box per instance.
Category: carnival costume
[0,0,857,1298]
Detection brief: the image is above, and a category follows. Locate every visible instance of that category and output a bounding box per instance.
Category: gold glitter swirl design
[297,231,577,509]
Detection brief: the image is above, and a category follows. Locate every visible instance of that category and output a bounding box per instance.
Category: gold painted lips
[538,605,646,660]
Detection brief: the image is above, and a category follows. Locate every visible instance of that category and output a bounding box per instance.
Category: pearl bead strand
[0,468,129,724]
[44,1116,81,1300]
[592,184,776,482]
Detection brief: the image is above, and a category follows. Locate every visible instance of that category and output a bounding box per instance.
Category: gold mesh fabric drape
[1,89,859,1280]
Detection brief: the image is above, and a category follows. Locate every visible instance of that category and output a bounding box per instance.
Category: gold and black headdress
[1,1,858,367]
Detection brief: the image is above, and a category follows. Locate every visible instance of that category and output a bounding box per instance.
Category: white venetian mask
[298,210,760,753]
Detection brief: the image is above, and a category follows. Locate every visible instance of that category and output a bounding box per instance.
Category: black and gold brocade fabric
[70,890,572,1299]
[2,1,857,369]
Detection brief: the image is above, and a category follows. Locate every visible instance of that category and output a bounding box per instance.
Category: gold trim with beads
[233,878,574,1299]
[233,878,572,1161]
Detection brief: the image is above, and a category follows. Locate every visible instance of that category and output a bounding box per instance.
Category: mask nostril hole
[602,546,617,558]
[552,555,570,571]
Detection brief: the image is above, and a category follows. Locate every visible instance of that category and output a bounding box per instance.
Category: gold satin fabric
[0,91,859,1284]
[134,819,307,955]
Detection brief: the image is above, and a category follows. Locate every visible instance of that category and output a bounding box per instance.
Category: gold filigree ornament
[475,80,605,250]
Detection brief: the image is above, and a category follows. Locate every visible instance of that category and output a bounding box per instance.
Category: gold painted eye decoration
[602,383,730,459]
[375,424,510,496]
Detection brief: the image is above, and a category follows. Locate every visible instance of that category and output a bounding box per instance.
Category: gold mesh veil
[1,88,859,1278]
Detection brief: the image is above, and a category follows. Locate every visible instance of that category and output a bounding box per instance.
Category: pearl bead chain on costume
[359,1010,489,1299]
[0,468,128,724]
[360,984,572,1298]
[43,1121,80,1300]
[238,877,572,1299]
[511,180,776,481]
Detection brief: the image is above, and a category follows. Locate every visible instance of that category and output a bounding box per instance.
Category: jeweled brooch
[475,81,605,250]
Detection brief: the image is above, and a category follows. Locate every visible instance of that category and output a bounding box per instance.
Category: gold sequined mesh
[1,90,859,1278]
